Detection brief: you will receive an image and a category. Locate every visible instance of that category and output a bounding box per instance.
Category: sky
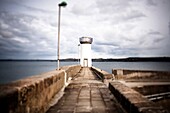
[0,0,170,59]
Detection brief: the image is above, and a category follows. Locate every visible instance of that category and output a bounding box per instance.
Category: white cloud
[0,0,170,59]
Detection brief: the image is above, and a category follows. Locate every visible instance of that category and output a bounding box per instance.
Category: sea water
[0,61,170,84]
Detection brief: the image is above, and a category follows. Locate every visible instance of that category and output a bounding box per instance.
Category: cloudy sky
[0,0,170,59]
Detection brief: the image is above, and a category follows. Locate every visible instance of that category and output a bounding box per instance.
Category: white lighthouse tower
[79,37,93,67]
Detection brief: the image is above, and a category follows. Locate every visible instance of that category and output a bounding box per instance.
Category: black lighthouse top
[79,37,93,44]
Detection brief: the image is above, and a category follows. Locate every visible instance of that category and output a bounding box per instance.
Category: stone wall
[109,82,168,113]
[91,67,113,80]
[132,85,170,96]
[0,65,81,113]
[60,65,81,81]
[112,69,170,80]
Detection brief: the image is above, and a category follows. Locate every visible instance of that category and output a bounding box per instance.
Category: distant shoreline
[0,57,170,62]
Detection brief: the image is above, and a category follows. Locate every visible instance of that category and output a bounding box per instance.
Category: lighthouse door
[83,59,88,67]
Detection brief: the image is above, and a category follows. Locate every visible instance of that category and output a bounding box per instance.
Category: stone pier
[46,67,126,113]
[0,66,169,113]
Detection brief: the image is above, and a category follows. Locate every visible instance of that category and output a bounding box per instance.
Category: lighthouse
[79,37,93,67]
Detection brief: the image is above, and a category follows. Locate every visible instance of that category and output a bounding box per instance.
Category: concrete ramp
[46,68,126,113]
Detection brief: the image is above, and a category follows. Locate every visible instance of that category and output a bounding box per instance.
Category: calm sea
[0,61,170,84]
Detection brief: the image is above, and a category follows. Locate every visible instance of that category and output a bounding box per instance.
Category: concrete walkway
[46,68,126,113]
